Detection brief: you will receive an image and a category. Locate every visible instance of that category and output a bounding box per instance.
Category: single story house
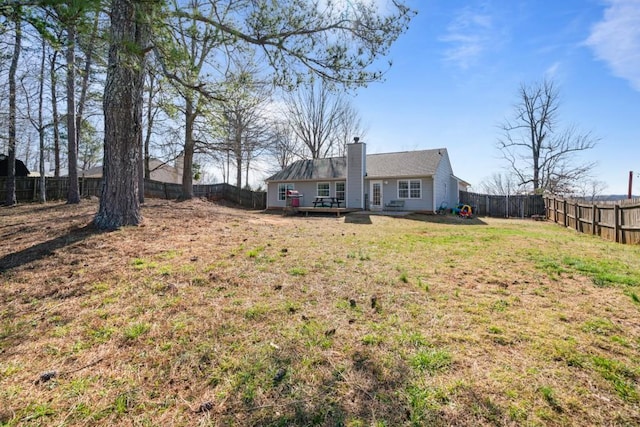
[265,140,466,212]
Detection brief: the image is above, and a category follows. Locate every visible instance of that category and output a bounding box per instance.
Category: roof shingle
[265,149,447,182]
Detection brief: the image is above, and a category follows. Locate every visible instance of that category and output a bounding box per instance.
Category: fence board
[544,196,640,245]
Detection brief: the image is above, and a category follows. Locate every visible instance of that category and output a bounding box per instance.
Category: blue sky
[353,0,640,195]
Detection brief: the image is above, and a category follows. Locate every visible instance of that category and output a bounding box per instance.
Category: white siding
[434,150,455,210]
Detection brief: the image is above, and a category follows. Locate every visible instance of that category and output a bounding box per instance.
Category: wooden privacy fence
[0,177,266,210]
[0,177,103,201]
[459,191,546,218]
[544,196,640,244]
[145,181,266,209]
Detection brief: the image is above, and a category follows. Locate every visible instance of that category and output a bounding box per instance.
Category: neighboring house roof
[265,148,447,182]
[0,155,30,176]
[78,157,184,184]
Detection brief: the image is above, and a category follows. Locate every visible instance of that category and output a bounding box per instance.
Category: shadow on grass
[343,212,487,226]
[405,213,488,226]
[0,223,101,272]
[344,214,372,224]
[217,347,415,426]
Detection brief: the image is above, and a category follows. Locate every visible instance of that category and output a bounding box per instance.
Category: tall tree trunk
[138,125,144,204]
[38,37,47,203]
[143,71,155,180]
[180,96,195,200]
[234,130,242,203]
[5,9,21,206]
[66,22,80,204]
[75,12,99,178]
[50,50,61,177]
[94,0,152,229]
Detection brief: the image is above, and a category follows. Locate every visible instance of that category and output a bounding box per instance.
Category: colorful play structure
[452,203,473,218]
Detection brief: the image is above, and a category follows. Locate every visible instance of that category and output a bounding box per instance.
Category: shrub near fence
[459,191,546,218]
[544,196,640,244]
[0,177,266,210]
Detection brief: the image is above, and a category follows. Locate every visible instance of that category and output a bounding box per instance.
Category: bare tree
[479,172,524,196]
[214,67,272,191]
[284,81,363,159]
[573,179,608,202]
[48,34,62,177]
[267,120,300,171]
[333,101,367,157]
[154,0,230,200]
[21,35,48,202]
[5,6,21,206]
[64,12,79,203]
[498,79,598,195]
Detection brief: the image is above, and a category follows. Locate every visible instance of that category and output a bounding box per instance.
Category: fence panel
[0,177,266,210]
[544,196,640,245]
[459,191,545,218]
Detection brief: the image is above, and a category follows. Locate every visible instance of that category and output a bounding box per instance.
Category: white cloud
[440,7,494,69]
[545,62,561,79]
[586,0,640,91]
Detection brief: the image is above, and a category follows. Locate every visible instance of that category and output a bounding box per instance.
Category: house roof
[265,148,447,182]
[366,149,445,178]
[267,157,347,181]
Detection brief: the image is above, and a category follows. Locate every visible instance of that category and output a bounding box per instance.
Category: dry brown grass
[1,198,639,426]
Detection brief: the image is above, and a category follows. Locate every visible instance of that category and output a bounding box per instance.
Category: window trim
[397,179,422,199]
[335,181,346,201]
[317,182,330,197]
[278,183,295,201]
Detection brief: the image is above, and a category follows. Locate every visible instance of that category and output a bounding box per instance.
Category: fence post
[563,200,568,227]
[614,204,620,243]
[591,204,597,235]
[575,202,579,231]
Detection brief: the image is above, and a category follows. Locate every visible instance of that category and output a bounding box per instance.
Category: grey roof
[266,157,347,181]
[367,149,445,178]
[266,148,447,182]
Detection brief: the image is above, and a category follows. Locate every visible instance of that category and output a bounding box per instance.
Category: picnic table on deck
[313,196,342,208]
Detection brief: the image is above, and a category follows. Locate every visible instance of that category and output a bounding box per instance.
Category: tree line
[1,0,416,229]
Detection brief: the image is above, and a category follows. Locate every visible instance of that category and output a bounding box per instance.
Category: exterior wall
[450,176,460,206]
[346,142,365,208]
[365,177,434,211]
[433,150,455,210]
[266,180,345,208]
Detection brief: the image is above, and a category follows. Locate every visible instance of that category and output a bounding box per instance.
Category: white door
[370,181,383,210]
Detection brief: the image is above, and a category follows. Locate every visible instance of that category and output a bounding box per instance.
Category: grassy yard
[1,199,639,426]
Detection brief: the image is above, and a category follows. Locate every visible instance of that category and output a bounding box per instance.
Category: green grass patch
[130,258,157,270]
[582,318,620,336]
[410,349,452,374]
[123,322,151,341]
[288,266,307,276]
[592,356,639,402]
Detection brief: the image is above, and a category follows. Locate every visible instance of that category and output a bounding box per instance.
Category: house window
[278,183,294,201]
[410,180,421,198]
[335,182,345,200]
[317,182,330,197]
[398,179,421,199]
